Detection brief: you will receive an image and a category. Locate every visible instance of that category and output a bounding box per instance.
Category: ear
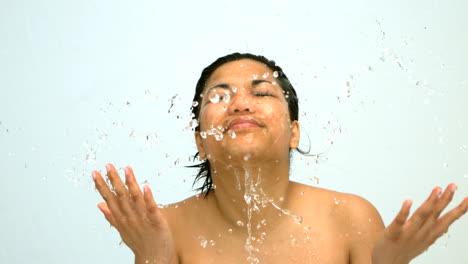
[194,131,207,160]
[289,120,300,149]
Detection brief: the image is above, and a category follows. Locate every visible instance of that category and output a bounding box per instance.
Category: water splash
[228,130,237,139]
[209,93,220,104]
[167,94,179,113]
[129,128,137,139]
[222,90,231,103]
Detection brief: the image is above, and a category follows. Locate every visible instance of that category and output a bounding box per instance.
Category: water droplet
[291,238,297,245]
[243,156,249,161]
[300,191,304,196]
[215,133,223,141]
[232,86,238,93]
[209,240,216,246]
[222,92,231,103]
[460,144,467,152]
[246,256,260,264]
[236,220,244,227]
[272,81,277,86]
[261,219,267,225]
[273,71,279,78]
[129,128,136,138]
[244,194,252,204]
[200,131,207,139]
[279,196,284,202]
[294,215,303,224]
[334,197,340,205]
[262,72,269,78]
[443,162,448,168]
[144,90,156,101]
[312,176,320,185]
[86,150,97,165]
[192,101,199,107]
[228,130,237,139]
[189,119,199,130]
[167,94,179,113]
[200,240,208,248]
[252,74,258,80]
[209,93,220,104]
[228,228,233,234]
[198,235,208,248]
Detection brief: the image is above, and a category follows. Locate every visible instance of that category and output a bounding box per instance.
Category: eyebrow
[205,80,273,93]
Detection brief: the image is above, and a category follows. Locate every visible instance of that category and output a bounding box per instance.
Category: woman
[92,53,468,264]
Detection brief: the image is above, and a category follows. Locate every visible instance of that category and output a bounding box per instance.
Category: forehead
[206,59,273,85]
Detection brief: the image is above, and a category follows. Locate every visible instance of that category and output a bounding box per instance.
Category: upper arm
[342,194,385,264]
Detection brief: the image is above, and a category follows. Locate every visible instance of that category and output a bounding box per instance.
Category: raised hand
[372,183,468,264]
[92,164,175,264]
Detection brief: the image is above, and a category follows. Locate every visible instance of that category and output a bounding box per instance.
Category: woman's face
[195,59,299,163]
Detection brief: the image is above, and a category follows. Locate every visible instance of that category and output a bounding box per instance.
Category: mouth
[227,117,262,131]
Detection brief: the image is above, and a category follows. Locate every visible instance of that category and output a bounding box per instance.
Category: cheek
[198,106,224,130]
[264,102,290,123]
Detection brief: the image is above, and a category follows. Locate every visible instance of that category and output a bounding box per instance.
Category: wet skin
[93,59,468,264]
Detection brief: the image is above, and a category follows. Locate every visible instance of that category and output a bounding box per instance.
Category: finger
[407,187,441,230]
[97,202,117,227]
[93,170,124,220]
[106,163,130,200]
[124,166,146,214]
[418,185,455,237]
[386,199,412,239]
[143,185,163,223]
[433,197,468,238]
[433,183,457,218]
[105,164,134,216]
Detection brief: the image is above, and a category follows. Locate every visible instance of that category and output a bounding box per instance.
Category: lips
[227,117,262,130]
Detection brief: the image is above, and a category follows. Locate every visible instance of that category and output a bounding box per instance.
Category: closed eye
[253,92,273,97]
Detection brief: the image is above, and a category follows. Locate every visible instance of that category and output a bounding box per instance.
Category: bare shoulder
[291,181,385,230]
[160,193,207,225]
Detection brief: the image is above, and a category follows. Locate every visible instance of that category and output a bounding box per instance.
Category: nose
[228,89,253,114]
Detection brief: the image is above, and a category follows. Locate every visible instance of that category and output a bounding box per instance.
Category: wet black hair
[187,52,302,198]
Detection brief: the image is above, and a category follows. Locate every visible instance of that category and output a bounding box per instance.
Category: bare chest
[176,225,350,264]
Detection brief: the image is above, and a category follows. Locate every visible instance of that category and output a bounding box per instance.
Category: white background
[0,0,467,263]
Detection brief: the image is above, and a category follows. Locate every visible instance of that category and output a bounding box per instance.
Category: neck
[206,157,299,237]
